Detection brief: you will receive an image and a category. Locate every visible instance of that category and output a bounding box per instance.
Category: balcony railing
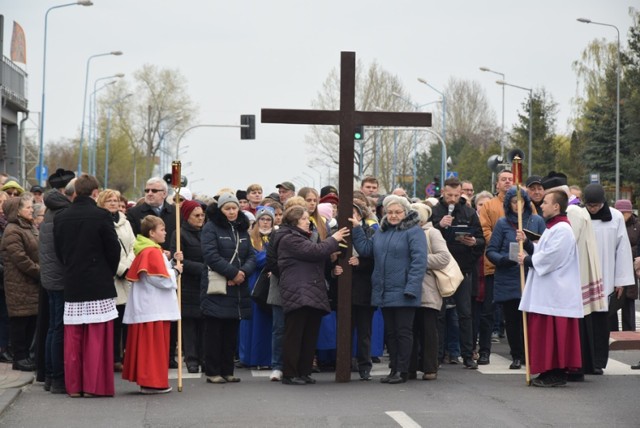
[1,55,28,112]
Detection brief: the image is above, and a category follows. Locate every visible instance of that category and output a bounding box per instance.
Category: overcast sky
[3,0,634,195]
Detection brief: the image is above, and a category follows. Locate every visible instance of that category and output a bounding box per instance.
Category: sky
[2,0,634,196]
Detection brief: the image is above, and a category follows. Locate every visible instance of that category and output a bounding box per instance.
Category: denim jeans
[438,273,473,359]
[271,305,284,370]
[46,290,65,380]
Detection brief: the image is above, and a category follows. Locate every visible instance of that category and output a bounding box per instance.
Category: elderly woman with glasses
[170,199,206,373]
[351,195,427,384]
[97,189,136,372]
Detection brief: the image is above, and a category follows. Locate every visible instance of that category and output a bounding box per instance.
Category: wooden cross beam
[262,51,432,382]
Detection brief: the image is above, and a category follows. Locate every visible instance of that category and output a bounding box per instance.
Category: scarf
[545,214,570,229]
[126,234,169,282]
[588,202,613,222]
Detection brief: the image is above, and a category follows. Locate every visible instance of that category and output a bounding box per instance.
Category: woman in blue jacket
[351,195,427,384]
[485,187,545,370]
[200,193,256,384]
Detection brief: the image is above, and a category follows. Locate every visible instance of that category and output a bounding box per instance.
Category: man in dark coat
[432,177,485,370]
[39,169,75,394]
[53,174,120,397]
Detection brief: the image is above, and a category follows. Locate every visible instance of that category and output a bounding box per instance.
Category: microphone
[446,204,454,228]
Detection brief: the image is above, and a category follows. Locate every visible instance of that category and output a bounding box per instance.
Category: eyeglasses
[258,217,272,222]
[144,188,163,194]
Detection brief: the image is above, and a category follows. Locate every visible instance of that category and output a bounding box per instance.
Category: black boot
[50,378,67,394]
[387,372,407,384]
[380,370,397,383]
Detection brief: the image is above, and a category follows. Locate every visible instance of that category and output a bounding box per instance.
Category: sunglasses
[144,188,163,194]
[5,190,19,196]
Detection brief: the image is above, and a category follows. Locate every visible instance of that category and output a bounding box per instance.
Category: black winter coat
[352,221,375,307]
[432,198,485,273]
[53,196,120,302]
[200,203,256,319]
[126,202,176,251]
[277,224,339,315]
[170,221,204,318]
[39,190,71,292]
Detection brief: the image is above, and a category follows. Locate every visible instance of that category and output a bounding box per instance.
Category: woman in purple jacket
[277,206,348,385]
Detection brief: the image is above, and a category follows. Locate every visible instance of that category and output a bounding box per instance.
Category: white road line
[476,353,640,375]
[385,411,421,428]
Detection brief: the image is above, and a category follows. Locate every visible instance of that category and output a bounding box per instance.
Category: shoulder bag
[425,228,464,298]
[250,267,271,308]
[207,232,240,295]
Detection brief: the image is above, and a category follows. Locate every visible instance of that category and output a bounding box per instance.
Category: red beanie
[180,200,201,220]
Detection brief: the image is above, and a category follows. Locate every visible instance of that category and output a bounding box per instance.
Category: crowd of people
[0,166,636,396]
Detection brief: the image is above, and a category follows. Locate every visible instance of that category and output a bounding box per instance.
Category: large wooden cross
[262,51,432,382]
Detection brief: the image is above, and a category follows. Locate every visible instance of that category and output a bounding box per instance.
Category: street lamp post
[104,93,132,187]
[578,18,621,200]
[480,67,506,158]
[309,164,323,188]
[90,73,124,175]
[38,0,93,185]
[302,172,316,189]
[392,92,441,197]
[496,80,533,176]
[417,79,447,189]
[78,50,123,175]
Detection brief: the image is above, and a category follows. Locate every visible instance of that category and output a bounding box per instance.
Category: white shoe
[140,386,172,394]
[270,369,283,381]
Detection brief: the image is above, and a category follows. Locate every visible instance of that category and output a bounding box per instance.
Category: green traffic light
[354,132,362,139]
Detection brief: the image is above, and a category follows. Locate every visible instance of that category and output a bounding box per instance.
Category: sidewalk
[0,361,35,417]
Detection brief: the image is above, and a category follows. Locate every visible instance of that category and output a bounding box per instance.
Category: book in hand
[448,225,477,242]
[523,229,541,241]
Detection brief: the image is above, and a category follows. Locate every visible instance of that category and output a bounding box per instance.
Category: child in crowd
[122,215,182,394]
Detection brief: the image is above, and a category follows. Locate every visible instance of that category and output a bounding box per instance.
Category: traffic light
[354,125,364,140]
[433,176,441,196]
[240,114,255,140]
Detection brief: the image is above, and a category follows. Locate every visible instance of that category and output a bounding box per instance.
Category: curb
[0,388,23,418]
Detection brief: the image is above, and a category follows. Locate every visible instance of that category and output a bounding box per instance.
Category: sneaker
[270,369,283,381]
[631,362,640,370]
[491,332,500,343]
[359,370,371,381]
[223,375,241,383]
[449,356,462,365]
[386,372,406,384]
[463,357,478,369]
[12,359,35,372]
[140,386,172,394]
[477,353,490,365]
[206,375,227,384]
[300,375,316,384]
[422,373,437,380]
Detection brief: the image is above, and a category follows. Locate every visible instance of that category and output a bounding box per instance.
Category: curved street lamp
[578,17,621,200]
[104,93,133,187]
[77,50,123,175]
[89,74,124,175]
[417,78,447,189]
[37,0,93,185]
[480,67,506,158]
[496,80,533,176]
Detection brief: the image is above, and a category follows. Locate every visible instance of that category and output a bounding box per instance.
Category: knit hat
[614,199,633,213]
[583,184,606,204]
[319,192,339,205]
[255,206,275,223]
[217,192,240,208]
[243,211,256,222]
[1,180,25,195]
[317,203,334,221]
[180,199,201,220]
[47,168,75,189]
[383,194,411,213]
[236,190,248,201]
[320,185,338,198]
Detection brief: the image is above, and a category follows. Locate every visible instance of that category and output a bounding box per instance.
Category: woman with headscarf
[201,193,256,384]
[486,187,545,370]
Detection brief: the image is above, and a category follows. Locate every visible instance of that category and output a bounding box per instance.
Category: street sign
[446,171,458,179]
[425,182,436,196]
[35,165,48,186]
[589,173,600,184]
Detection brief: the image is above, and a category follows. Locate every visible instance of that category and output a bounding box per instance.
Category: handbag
[250,268,271,308]
[206,232,240,295]
[425,229,464,298]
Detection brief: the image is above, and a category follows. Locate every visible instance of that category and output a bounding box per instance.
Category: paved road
[1,340,639,428]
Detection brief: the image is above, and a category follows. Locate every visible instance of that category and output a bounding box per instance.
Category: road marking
[475,353,640,375]
[385,411,421,428]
